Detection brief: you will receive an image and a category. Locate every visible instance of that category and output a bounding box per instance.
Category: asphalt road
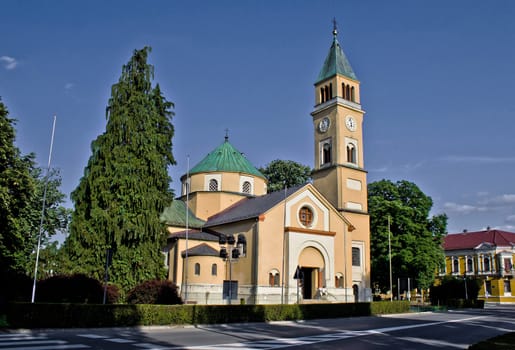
[1,304,514,349]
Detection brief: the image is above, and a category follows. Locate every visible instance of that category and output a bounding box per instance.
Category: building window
[504,280,512,294]
[484,257,490,272]
[269,270,280,287]
[211,263,217,276]
[346,143,356,164]
[209,179,218,191]
[321,139,332,165]
[194,263,200,276]
[242,181,251,194]
[335,273,344,288]
[453,257,459,273]
[504,258,512,273]
[352,247,361,267]
[467,257,474,273]
[299,206,314,227]
[351,86,355,102]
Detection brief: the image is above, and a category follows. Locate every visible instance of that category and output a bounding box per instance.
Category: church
[161,25,371,304]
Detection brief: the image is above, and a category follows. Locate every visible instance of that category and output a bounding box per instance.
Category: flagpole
[31,115,56,303]
[184,155,190,304]
[388,215,393,302]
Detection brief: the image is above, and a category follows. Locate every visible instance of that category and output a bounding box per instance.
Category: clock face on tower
[318,117,330,133]
[345,115,357,131]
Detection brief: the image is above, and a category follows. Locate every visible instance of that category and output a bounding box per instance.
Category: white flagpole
[31,115,57,303]
[388,215,393,302]
[184,155,190,303]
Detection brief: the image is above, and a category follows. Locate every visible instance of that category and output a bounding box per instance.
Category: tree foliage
[0,99,69,279]
[368,179,447,292]
[259,159,312,193]
[62,47,176,292]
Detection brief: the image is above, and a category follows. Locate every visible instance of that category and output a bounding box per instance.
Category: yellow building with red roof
[440,229,515,303]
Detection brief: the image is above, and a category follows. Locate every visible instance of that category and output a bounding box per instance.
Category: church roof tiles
[316,29,357,83]
[188,137,266,179]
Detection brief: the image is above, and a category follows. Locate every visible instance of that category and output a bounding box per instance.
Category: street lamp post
[219,234,246,304]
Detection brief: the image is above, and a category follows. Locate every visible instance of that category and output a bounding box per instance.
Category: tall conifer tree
[63,47,176,291]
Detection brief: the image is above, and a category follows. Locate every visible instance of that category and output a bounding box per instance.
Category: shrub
[0,271,32,306]
[126,280,182,305]
[36,274,108,304]
[430,276,481,306]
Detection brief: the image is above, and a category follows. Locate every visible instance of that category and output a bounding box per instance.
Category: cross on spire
[332,17,338,36]
[224,128,229,141]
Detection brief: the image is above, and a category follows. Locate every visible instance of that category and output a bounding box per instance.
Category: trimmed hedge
[4,301,410,329]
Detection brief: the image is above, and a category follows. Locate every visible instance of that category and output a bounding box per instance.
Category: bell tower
[311,23,369,222]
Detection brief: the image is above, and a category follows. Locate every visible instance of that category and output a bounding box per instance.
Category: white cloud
[64,83,75,90]
[0,56,18,70]
[505,215,515,224]
[443,202,488,214]
[480,194,515,206]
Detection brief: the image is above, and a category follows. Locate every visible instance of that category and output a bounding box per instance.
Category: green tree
[259,159,312,193]
[368,179,447,293]
[0,99,69,299]
[22,167,71,276]
[62,47,176,292]
[0,98,36,274]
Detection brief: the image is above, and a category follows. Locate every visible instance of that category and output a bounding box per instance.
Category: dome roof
[188,138,266,179]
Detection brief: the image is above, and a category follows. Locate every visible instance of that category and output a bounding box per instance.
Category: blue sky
[1,1,515,234]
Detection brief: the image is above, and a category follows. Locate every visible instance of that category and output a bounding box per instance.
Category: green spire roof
[316,27,357,83]
[189,137,266,179]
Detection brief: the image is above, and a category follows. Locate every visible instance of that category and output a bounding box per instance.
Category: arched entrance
[353,284,359,302]
[298,246,325,299]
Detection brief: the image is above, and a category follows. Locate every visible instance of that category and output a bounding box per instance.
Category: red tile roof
[444,229,515,250]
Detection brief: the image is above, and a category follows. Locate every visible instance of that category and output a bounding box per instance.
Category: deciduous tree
[259,159,312,193]
[368,179,447,293]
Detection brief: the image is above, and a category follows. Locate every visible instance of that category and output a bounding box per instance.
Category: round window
[299,206,314,227]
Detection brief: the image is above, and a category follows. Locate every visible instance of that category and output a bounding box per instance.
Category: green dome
[189,138,266,179]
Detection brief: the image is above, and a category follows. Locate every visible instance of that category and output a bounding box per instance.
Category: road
[1,304,514,349]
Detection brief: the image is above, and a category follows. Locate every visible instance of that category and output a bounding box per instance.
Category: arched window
[351,86,355,102]
[467,257,474,272]
[347,143,356,164]
[484,257,490,272]
[324,85,329,102]
[346,85,351,101]
[329,83,333,99]
[335,273,344,288]
[299,206,314,227]
[453,258,459,273]
[269,270,280,287]
[209,179,218,191]
[322,141,332,165]
[194,263,200,275]
[211,263,217,276]
[320,87,325,103]
[242,181,251,194]
[342,83,346,99]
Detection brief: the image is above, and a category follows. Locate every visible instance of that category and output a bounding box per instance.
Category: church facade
[161,27,372,304]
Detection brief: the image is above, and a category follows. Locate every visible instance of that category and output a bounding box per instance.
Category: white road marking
[396,336,469,349]
[178,315,488,350]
